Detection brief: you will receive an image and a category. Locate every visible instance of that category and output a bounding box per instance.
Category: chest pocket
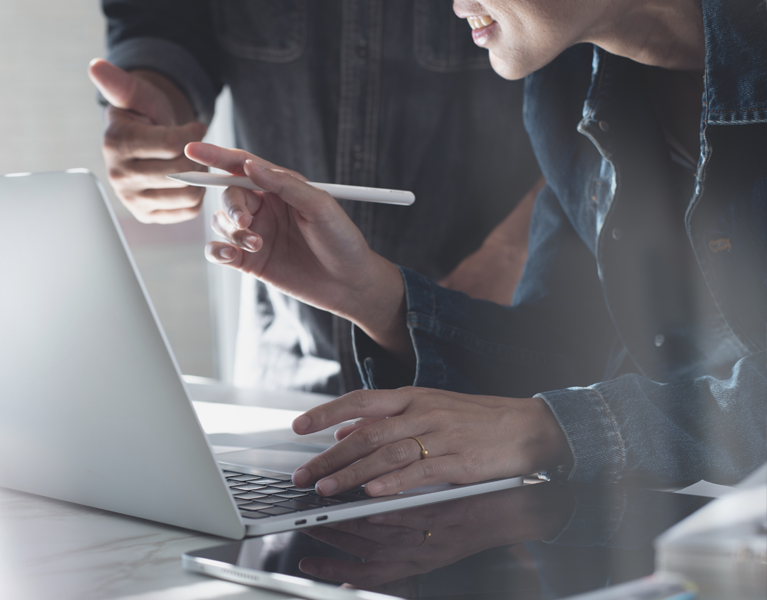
[413,0,491,72]
[212,0,308,62]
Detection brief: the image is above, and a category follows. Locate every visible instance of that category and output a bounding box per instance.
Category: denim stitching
[587,387,625,476]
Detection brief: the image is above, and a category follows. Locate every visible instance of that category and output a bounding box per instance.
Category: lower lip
[471,21,497,47]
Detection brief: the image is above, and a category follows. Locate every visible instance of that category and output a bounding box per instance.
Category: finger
[292,389,416,436]
[143,205,203,225]
[89,58,173,125]
[310,434,442,496]
[365,456,455,497]
[220,186,263,229]
[205,241,246,269]
[188,146,331,216]
[127,187,205,212]
[185,142,308,181]
[211,211,263,252]
[108,157,207,192]
[185,142,276,175]
[335,418,385,441]
[292,412,421,490]
[104,112,207,160]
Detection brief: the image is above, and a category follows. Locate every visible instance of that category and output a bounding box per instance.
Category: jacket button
[599,121,610,132]
[611,228,623,241]
[654,334,665,347]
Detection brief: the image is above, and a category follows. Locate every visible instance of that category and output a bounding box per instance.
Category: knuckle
[355,425,384,450]
[380,442,410,467]
[349,389,377,412]
[419,459,442,482]
[366,542,389,562]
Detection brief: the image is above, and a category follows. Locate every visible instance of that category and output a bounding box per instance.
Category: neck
[586,0,705,72]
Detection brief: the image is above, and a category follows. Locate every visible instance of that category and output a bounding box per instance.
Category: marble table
[0,380,335,600]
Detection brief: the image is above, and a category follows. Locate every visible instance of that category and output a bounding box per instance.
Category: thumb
[88,58,174,125]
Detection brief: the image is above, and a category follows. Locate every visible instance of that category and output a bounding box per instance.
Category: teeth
[468,15,495,30]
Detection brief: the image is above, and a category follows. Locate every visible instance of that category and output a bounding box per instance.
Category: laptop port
[316,515,328,522]
[295,519,307,525]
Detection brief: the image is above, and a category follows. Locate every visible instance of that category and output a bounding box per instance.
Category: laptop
[0,170,523,539]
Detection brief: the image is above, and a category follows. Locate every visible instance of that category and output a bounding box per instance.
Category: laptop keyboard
[223,470,369,520]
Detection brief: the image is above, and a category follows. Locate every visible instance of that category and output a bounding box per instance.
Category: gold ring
[409,436,429,460]
[418,530,432,546]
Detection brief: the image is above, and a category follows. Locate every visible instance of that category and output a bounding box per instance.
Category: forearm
[481,175,544,258]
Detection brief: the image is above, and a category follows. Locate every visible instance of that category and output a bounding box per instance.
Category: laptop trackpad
[217,443,327,475]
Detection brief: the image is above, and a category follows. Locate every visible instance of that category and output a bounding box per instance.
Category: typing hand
[290,387,572,497]
[88,59,207,223]
[186,142,413,361]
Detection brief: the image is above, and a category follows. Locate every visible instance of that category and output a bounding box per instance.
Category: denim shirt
[355,0,766,485]
[102,0,540,394]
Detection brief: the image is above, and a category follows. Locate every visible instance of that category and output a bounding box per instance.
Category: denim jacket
[102,0,540,394]
[356,0,766,485]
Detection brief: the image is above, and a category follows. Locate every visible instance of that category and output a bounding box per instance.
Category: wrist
[343,256,414,366]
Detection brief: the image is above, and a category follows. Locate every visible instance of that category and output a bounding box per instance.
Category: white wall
[0,0,216,377]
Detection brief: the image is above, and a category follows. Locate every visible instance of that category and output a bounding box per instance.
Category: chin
[488,52,529,81]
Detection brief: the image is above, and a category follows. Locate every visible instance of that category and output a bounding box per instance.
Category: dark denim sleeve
[102,0,222,123]
[539,354,767,486]
[357,185,617,398]
[354,186,767,485]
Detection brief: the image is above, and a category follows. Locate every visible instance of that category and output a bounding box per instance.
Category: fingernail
[293,415,311,432]
[219,247,235,261]
[299,561,318,576]
[366,481,385,496]
[243,235,260,251]
[293,467,309,486]
[232,209,245,225]
[317,478,338,495]
[244,159,266,174]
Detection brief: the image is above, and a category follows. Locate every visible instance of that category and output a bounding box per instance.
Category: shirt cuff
[107,37,219,123]
[536,385,626,483]
[352,266,453,390]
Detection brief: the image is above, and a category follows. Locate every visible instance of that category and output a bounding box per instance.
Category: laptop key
[253,487,285,494]
[290,486,316,492]
[275,492,308,499]
[252,496,290,504]
[248,478,282,485]
[240,511,270,519]
[235,498,254,505]
[231,484,267,491]
[257,506,296,516]
[235,492,270,500]
[239,501,273,511]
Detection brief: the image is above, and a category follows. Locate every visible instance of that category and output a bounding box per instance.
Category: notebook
[0,170,523,539]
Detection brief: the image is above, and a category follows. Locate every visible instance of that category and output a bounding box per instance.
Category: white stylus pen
[167,172,415,206]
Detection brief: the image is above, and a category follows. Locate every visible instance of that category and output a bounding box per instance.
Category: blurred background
[1,0,234,379]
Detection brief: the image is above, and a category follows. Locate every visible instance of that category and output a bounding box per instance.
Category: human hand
[291,387,573,497]
[88,59,208,223]
[186,142,413,361]
[297,483,574,590]
[439,176,544,304]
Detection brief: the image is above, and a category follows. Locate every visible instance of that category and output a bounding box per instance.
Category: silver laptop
[0,170,523,539]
